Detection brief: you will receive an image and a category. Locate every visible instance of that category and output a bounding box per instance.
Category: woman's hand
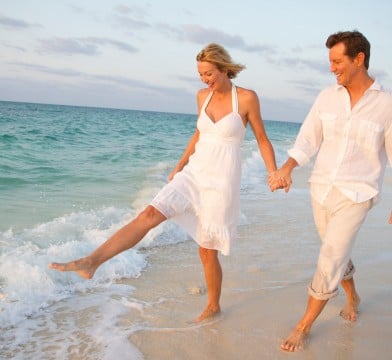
[268,169,292,193]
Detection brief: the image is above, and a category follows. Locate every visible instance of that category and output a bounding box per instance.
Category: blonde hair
[196,43,245,79]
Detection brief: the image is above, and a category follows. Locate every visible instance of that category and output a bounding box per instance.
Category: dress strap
[231,85,238,113]
[201,91,213,113]
[201,86,237,113]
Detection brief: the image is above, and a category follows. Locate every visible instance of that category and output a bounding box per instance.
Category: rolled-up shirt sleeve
[288,147,310,167]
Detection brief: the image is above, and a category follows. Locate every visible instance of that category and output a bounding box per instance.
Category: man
[270,30,392,352]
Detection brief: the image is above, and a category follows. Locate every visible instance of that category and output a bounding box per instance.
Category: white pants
[308,187,373,300]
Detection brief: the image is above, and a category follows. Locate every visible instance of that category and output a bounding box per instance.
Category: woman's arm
[168,89,208,181]
[168,129,200,181]
[243,89,278,175]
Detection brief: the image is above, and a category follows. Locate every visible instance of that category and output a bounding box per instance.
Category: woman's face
[197,61,227,91]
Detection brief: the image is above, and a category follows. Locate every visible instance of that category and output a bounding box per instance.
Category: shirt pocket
[320,112,337,141]
[356,120,383,152]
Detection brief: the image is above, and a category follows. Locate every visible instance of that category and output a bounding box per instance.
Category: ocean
[0,100,390,359]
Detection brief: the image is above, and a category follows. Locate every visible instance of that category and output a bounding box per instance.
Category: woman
[49,43,278,322]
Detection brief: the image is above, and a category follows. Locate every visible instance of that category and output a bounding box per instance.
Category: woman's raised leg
[49,205,166,278]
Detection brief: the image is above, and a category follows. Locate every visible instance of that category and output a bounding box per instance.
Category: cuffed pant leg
[308,188,372,301]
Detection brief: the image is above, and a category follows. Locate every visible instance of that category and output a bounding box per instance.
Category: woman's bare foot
[281,328,309,352]
[48,257,97,279]
[340,295,360,321]
[193,305,221,323]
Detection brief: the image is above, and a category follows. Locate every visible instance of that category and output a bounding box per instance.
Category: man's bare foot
[340,296,360,321]
[281,328,309,352]
[193,305,221,323]
[48,257,97,279]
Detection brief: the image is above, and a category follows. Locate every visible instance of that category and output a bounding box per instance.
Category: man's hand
[268,170,292,193]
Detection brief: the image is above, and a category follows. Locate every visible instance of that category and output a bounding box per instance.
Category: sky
[1,0,391,123]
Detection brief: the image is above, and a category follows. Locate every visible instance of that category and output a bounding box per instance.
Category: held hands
[268,169,292,193]
[268,158,297,193]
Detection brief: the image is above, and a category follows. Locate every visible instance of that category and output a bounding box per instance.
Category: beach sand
[118,173,392,360]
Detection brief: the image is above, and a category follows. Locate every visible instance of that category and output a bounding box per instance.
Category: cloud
[7,61,82,77]
[284,57,328,73]
[266,55,328,74]
[37,37,138,56]
[6,60,187,96]
[1,42,27,52]
[0,75,195,114]
[38,38,99,56]
[156,23,276,54]
[114,4,149,17]
[176,75,200,86]
[84,73,160,91]
[182,24,246,46]
[112,4,152,31]
[288,79,327,96]
[69,5,85,14]
[0,14,42,30]
[112,14,151,30]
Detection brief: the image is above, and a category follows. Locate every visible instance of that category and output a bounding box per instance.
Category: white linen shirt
[288,80,392,204]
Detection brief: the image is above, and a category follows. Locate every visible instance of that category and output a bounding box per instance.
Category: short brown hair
[325,30,371,69]
[196,43,245,79]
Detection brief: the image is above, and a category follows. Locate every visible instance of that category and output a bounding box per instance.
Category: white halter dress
[151,85,246,255]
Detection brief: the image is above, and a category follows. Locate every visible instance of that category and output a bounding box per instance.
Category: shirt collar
[334,78,382,92]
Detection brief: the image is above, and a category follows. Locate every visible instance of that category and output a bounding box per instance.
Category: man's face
[329,42,361,87]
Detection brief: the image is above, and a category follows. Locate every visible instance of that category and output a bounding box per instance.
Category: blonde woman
[50,43,278,322]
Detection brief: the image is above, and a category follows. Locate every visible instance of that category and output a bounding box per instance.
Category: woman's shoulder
[236,86,259,103]
[196,88,211,105]
[197,87,210,98]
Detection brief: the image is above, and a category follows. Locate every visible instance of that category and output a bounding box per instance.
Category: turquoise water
[0,102,200,231]
[0,100,300,232]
